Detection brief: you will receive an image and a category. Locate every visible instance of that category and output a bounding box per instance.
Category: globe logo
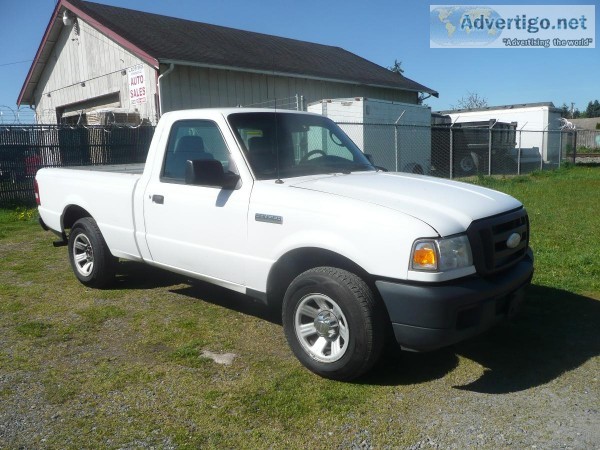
[430,6,504,47]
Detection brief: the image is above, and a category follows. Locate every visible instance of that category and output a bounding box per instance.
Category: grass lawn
[0,166,598,449]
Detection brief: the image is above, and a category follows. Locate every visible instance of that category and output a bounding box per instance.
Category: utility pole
[570,102,575,119]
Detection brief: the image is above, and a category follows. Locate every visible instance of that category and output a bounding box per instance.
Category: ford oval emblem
[506,232,522,249]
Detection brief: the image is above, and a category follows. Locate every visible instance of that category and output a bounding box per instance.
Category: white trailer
[308,98,432,174]
[438,103,563,164]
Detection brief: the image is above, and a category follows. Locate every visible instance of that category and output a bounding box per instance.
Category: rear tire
[456,152,478,176]
[68,217,116,288]
[282,267,385,380]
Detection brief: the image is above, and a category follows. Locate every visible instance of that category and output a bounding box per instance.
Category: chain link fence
[338,122,596,178]
[0,124,154,206]
[241,95,305,111]
[1,117,598,206]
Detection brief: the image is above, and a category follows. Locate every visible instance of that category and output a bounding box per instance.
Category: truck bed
[36,165,144,261]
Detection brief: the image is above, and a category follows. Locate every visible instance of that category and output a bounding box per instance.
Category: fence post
[488,125,492,176]
[488,119,497,176]
[394,112,405,172]
[449,126,454,179]
[394,125,398,172]
[572,130,577,164]
[558,131,563,168]
[540,128,545,172]
[517,129,522,175]
[516,122,528,175]
[449,116,459,180]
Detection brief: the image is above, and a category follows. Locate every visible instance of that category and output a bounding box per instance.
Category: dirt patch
[200,350,237,366]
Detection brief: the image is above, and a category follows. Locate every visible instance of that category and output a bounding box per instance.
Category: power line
[0,59,33,68]
[36,20,144,98]
[40,65,135,98]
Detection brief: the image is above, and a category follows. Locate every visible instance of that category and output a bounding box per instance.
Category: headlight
[411,235,473,272]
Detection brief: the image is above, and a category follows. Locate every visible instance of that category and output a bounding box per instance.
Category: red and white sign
[128,65,147,105]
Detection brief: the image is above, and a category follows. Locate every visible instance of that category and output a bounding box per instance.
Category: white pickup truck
[36,108,534,380]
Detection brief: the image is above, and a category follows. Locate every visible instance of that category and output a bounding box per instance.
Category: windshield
[227,112,375,180]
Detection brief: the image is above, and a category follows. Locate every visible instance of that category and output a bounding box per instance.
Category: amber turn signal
[412,241,437,270]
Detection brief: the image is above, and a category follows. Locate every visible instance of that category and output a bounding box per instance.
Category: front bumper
[376,249,534,351]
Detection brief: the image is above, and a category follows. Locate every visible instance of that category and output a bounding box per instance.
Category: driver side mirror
[185,159,241,189]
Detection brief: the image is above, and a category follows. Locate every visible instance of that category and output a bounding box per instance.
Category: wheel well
[266,248,371,311]
[62,205,92,231]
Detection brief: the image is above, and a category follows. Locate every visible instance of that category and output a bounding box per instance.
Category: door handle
[151,194,164,204]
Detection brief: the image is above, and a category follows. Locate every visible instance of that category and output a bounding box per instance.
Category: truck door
[143,119,250,287]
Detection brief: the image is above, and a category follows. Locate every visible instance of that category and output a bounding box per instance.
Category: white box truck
[308,98,432,174]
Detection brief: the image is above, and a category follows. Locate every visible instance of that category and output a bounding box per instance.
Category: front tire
[68,217,116,288]
[282,267,385,380]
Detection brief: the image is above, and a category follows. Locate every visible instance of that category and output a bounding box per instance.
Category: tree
[418,93,430,106]
[388,59,404,74]
[386,61,432,106]
[585,100,600,118]
[453,92,488,110]
[559,103,570,118]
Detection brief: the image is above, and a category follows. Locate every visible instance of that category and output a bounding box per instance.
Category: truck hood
[289,172,522,236]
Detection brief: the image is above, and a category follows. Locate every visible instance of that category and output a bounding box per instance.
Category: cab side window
[162,120,232,182]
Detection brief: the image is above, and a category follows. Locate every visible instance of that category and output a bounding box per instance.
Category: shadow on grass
[573,162,600,167]
[112,260,186,290]
[170,281,282,325]
[111,261,281,322]
[452,285,600,393]
[110,267,600,393]
[363,284,600,393]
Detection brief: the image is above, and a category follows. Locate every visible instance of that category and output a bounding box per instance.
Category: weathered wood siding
[33,19,158,124]
[160,65,417,113]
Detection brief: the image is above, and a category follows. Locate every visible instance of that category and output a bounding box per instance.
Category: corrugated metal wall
[160,65,417,113]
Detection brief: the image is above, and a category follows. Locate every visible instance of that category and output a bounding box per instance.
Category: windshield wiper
[312,162,376,175]
[339,163,377,173]
[281,162,376,179]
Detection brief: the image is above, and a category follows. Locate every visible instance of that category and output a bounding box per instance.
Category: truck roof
[160,108,321,121]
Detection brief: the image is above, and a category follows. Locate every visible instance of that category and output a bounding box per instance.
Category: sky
[0,0,598,123]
